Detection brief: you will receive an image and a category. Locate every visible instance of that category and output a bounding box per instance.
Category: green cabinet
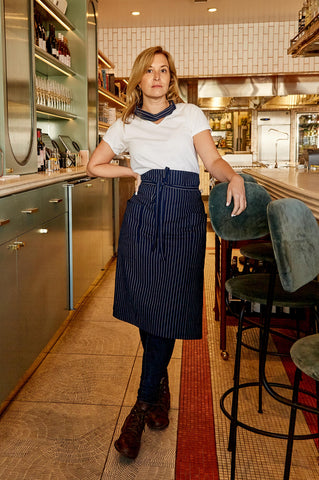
[0,182,68,406]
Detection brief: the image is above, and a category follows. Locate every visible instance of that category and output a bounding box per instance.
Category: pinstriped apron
[113,167,207,339]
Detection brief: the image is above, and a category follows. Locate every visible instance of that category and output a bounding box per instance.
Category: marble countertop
[0,166,88,198]
[242,167,319,220]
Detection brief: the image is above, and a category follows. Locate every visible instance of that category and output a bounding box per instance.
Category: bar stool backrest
[209,181,272,241]
[267,198,319,292]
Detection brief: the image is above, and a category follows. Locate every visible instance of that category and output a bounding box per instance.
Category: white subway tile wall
[98,21,319,78]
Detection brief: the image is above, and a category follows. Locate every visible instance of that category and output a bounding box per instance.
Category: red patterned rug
[175,293,220,480]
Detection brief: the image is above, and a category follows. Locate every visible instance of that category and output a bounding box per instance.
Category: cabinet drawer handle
[7,241,25,251]
[49,198,63,203]
[21,207,39,214]
[86,183,93,188]
[0,218,10,226]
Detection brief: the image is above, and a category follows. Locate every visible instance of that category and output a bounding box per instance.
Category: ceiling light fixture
[208,8,217,13]
[131,11,140,16]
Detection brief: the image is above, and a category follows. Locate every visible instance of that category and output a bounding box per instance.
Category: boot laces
[123,405,147,436]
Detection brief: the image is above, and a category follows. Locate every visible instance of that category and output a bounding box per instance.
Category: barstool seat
[226,273,319,308]
[240,242,275,263]
[290,334,319,381]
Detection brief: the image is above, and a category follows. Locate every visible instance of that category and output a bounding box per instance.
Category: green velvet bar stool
[229,198,319,480]
[209,176,271,358]
[210,188,319,480]
[283,334,319,480]
[259,198,319,480]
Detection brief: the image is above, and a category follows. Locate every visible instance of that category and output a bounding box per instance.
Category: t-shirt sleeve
[102,119,128,154]
[188,104,211,137]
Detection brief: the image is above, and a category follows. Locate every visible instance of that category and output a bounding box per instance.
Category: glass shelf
[34,0,75,31]
[98,87,126,108]
[35,46,76,76]
[36,104,77,120]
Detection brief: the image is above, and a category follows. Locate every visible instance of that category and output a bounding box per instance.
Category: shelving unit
[288,13,319,57]
[36,104,77,120]
[33,0,91,154]
[98,49,126,135]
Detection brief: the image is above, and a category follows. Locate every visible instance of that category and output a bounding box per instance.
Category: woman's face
[138,53,171,101]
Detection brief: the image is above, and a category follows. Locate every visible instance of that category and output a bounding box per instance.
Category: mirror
[4,0,34,165]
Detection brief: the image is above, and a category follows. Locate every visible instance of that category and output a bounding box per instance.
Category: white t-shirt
[102,103,211,175]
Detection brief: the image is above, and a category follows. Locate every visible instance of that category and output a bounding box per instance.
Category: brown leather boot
[146,376,170,430]
[114,401,149,459]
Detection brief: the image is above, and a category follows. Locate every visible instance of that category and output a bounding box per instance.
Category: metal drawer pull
[49,198,63,203]
[21,207,39,214]
[38,228,48,234]
[0,218,10,226]
[7,241,25,251]
[86,183,93,188]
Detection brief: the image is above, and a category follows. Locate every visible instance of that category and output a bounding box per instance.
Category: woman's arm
[194,129,247,216]
[86,140,138,181]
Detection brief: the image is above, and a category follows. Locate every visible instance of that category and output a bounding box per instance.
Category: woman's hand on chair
[226,175,247,217]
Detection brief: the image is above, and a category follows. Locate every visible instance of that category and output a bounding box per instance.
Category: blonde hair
[121,46,181,124]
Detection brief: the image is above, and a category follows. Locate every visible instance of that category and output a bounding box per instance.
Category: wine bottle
[46,25,52,55]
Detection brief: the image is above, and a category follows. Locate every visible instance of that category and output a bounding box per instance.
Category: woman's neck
[141,98,169,114]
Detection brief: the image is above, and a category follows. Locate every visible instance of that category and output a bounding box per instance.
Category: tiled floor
[0,229,318,479]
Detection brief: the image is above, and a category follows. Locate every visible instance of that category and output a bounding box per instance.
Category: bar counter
[242,167,319,220]
[0,166,88,198]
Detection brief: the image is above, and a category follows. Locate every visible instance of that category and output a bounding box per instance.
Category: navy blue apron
[113,167,207,339]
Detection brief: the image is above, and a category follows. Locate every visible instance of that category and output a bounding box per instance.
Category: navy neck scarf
[135,101,176,122]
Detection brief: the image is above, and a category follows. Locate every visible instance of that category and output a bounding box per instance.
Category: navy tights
[137,329,175,404]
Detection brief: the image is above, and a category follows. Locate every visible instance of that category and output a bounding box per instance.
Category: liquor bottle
[35,14,46,51]
[304,0,311,27]
[34,14,39,47]
[47,24,57,58]
[64,37,71,67]
[51,25,58,59]
[37,129,45,172]
[300,1,308,29]
[42,24,47,52]
[57,33,64,63]
[46,24,52,55]
[298,9,304,32]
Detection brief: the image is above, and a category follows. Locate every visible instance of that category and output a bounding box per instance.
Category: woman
[87,46,246,460]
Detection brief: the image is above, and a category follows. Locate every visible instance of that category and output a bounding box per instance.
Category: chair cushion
[209,181,272,241]
[267,198,319,292]
[290,334,319,381]
[225,273,319,308]
[240,242,275,263]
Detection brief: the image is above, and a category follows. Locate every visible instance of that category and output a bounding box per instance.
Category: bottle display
[298,0,319,31]
[34,10,71,67]
[297,113,319,164]
[209,113,233,150]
